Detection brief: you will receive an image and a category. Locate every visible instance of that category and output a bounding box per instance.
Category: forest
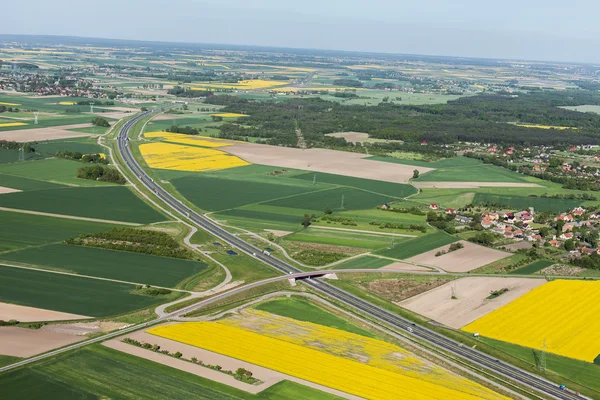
[205,90,600,146]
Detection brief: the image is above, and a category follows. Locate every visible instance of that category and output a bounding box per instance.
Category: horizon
[2,0,599,64]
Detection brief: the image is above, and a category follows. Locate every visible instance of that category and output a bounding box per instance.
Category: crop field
[0,244,207,287]
[0,211,116,253]
[0,148,46,164]
[0,186,165,223]
[292,171,417,198]
[463,280,600,362]
[473,193,580,213]
[149,313,506,400]
[0,173,64,191]
[145,132,230,148]
[509,260,555,275]
[0,346,339,400]
[255,296,375,337]
[211,113,248,118]
[171,174,316,211]
[375,231,458,259]
[266,187,395,211]
[0,265,170,317]
[191,79,289,90]
[416,164,530,183]
[215,208,303,227]
[140,142,250,172]
[285,228,394,250]
[0,158,114,186]
[33,137,104,155]
[0,122,27,128]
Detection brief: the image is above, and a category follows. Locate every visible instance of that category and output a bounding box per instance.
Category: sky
[2,0,599,63]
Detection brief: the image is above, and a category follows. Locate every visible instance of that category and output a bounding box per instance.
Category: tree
[235,368,252,378]
[301,214,312,228]
[91,117,110,127]
[564,239,576,251]
[174,351,182,358]
[324,207,333,215]
[413,169,420,179]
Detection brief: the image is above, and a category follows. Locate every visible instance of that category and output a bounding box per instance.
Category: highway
[116,110,583,400]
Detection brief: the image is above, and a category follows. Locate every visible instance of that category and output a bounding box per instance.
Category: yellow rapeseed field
[211,113,248,118]
[149,315,506,400]
[516,123,576,130]
[144,131,228,148]
[57,101,77,105]
[0,122,27,128]
[0,102,21,106]
[191,79,289,91]
[139,142,249,172]
[463,280,600,362]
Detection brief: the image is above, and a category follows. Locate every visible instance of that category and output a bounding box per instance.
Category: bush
[91,117,110,127]
[77,165,125,184]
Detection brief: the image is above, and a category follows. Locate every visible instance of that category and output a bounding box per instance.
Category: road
[0,110,582,400]
[116,110,582,400]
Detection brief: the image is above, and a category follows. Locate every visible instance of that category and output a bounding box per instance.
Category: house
[445,208,456,215]
[557,213,574,222]
[560,232,574,240]
[429,204,439,210]
[380,204,390,210]
[421,140,428,146]
[590,212,600,220]
[481,217,493,229]
[581,246,596,255]
[514,229,524,239]
[491,227,505,235]
[504,227,514,238]
[548,239,559,248]
[455,215,473,224]
[562,223,575,233]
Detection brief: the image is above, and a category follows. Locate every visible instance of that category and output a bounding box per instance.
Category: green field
[473,193,580,213]
[216,208,302,225]
[285,228,394,249]
[417,164,530,183]
[0,149,46,164]
[255,296,375,337]
[0,186,165,223]
[0,211,116,253]
[0,158,114,186]
[33,137,105,155]
[509,260,554,275]
[292,171,417,198]
[266,187,394,211]
[0,265,173,317]
[375,231,458,259]
[0,346,342,400]
[210,251,279,283]
[171,174,315,212]
[0,244,207,287]
[330,255,395,269]
[0,173,65,191]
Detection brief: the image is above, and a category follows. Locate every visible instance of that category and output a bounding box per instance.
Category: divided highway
[119,110,583,400]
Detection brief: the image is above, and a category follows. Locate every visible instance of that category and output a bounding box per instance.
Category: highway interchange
[0,110,585,400]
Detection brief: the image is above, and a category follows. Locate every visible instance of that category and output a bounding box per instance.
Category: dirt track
[399,277,546,328]
[406,241,510,272]
[0,186,21,195]
[226,142,434,183]
[325,132,369,143]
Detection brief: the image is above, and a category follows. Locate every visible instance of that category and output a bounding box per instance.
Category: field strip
[0,261,189,292]
[104,331,361,399]
[311,225,418,237]
[412,182,543,189]
[0,206,142,226]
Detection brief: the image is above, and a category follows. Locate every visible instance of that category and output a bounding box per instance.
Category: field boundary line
[0,206,141,226]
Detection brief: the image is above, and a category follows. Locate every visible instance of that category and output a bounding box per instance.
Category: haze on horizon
[2,0,598,63]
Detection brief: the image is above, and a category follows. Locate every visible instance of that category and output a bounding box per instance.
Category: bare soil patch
[537,264,584,276]
[406,241,510,272]
[502,241,533,251]
[0,326,82,357]
[399,277,545,328]
[0,302,89,322]
[379,262,432,272]
[0,186,21,195]
[226,142,434,183]
[363,277,453,303]
[0,123,95,142]
[42,321,128,336]
[325,131,369,144]
[413,182,542,189]
[264,229,293,237]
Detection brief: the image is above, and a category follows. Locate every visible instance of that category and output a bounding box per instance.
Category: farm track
[0,111,590,400]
